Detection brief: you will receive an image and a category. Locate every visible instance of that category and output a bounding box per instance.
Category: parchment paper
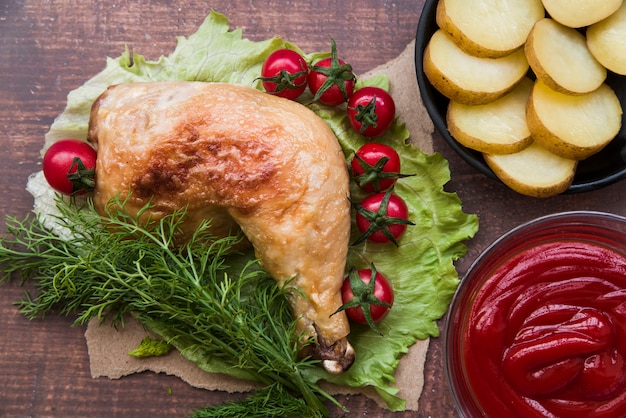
[85,40,436,411]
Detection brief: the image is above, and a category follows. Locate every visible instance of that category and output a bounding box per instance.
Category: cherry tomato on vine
[259,49,309,100]
[353,190,414,246]
[308,39,356,106]
[334,265,394,335]
[42,139,97,195]
[347,86,396,138]
[351,143,413,192]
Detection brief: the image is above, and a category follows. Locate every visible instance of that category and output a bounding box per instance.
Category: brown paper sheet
[85,40,435,411]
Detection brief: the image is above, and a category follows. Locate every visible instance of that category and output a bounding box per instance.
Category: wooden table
[1,1,624,417]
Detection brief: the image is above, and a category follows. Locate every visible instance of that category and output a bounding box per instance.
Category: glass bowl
[445,211,626,417]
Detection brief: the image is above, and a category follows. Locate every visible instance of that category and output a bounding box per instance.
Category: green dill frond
[0,195,342,416]
[190,383,325,418]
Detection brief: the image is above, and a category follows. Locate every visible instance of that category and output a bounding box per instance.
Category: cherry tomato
[351,143,409,192]
[336,265,394,335]
[259,49,308,100]
[308,39,356,106]
[347,86,396,138]
[42,139,97,195]
[353,190,414,246]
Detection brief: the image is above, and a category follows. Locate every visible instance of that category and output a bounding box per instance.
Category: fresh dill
[0,195,342,417]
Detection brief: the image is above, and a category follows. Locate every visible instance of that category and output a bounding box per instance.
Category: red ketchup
[463,240,626,417]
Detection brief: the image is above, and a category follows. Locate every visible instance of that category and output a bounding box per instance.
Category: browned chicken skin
[87,81,354,373]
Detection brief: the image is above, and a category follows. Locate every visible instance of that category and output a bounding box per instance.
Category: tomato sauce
[463,240,626,417]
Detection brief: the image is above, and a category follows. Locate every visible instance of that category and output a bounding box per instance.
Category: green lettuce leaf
[43,12,294,149]
[39,11,478,411]
[309,98,477,409]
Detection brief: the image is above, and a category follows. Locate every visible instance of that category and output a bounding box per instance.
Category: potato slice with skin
[527,80,622,160]
[447,77,533,154]
[485,141,577,198]
[437,0,545,58]
[525,18,606,95]
[423,29,529,105]
[587,3,626,76]
[541,0,623,28]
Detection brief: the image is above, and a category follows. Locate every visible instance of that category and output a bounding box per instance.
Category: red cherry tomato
[308,39,356,106]
[347,86,396,138]
[353,190,413,246]
[260,49,308,100]
[351,143,404,192]
[338,266,394,335]
[42,139,97,195]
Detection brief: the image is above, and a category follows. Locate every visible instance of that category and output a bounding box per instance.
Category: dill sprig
[0,195,343,417]
[190,383,321,418]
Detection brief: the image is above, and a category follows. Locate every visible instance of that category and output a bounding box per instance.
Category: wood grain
[1,1,625,417]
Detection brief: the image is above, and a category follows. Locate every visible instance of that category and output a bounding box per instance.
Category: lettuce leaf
[43,12,293,149]
[310,99,478,409]
[40,11,478,411]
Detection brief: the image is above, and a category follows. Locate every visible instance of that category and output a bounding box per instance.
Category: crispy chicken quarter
[88,81,354,373]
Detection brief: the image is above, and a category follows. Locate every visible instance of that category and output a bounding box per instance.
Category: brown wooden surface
[1,1,625,417]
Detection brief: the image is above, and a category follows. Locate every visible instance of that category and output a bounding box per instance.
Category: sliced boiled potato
[541,0,623,28]
[436,0,545,58]
[447,77,533,154]
[527,80,622,160]
[525,18,606,95]
[587,3,626,75]
[423,29,529,105]
[485,141,577,198]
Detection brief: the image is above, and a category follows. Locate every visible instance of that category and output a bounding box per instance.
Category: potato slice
[525,18,606,95]
[527,80,622,160]
[447,77,533,154]
[436,0,545,58]
[541,0,623,28]
[485,141,577,198]
[587,3,626,75]
[423,29,529,105]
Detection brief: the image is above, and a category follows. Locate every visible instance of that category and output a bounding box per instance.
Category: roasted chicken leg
[87,81,354,373]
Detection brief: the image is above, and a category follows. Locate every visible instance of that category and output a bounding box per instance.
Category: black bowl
[415,0,626,193]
